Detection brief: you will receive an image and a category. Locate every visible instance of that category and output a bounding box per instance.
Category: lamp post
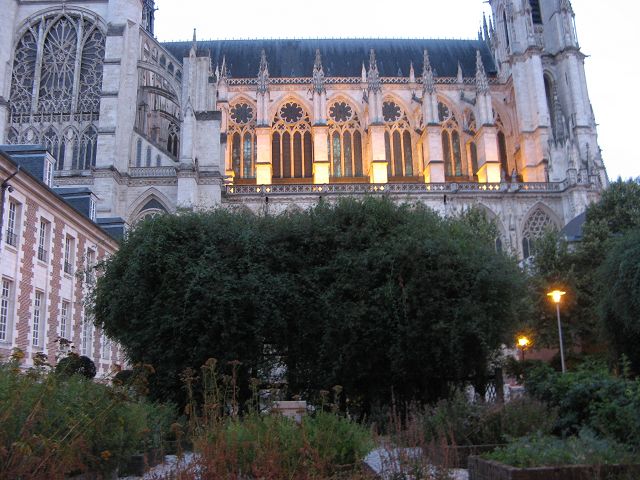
[517,336,530,362]
[547,290,566,373]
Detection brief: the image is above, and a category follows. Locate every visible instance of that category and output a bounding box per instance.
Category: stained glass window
[272,103,312,180]
[328,100,364,178]
[8,12,105,171]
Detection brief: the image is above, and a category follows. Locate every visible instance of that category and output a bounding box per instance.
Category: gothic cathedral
[0,0,608,259]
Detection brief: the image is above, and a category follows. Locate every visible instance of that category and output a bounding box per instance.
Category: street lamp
[517,336,531,361]
[547,289,567,373]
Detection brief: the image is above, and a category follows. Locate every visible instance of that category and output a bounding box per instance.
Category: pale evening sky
[154,0,639,181]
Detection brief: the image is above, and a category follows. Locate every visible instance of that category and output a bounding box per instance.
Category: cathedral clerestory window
[328,101,364,178]
[382,101,413,178]
[439,102,463,178]
[229,102,257,179]
[271,102,313,180]
[7,12,105,171]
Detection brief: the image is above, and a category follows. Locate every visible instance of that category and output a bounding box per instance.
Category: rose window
[382,101,402,123]
[329,102,353,123]
[230,103,254,124]
[280,102,304,124]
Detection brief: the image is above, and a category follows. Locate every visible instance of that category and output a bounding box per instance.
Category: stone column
[368,124,388,184]
[255,126,272,185]
[312,126,330,184]
[423,125,445,183]
[475,126,501,183]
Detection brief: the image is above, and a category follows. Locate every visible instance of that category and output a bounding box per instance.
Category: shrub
[420,391,555,446]
[485,430,640,468]
[0,359,175,479]
[55,352,96,378]
[192,412,373,478]
[524,362,640,445]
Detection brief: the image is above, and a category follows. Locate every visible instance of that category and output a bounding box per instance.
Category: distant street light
[547,289,567,373]
[517,336,531,362]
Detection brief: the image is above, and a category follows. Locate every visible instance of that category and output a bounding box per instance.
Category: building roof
[161,38,497,79]
[561,211,587,242]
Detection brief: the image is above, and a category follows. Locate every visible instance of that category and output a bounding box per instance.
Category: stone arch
[326,94,364,122]
[382,94,415,127]
[268,93,312,122]
[476,203,509,251]
[128,188,174,223]
[520,202,562,259]
[13,6,107,49]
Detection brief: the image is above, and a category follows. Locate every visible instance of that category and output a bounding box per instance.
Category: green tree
[94,198,525,409]
[598,229,640,373]
[524,178,640,357]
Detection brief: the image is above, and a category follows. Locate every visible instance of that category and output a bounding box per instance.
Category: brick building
[0,145,124,375]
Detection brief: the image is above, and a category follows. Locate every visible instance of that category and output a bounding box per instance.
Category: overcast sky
[155,0,639,181]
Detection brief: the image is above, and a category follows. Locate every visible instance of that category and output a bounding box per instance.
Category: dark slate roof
[161,38,497,78]
[0,144,49,183]
[561,212,587,242]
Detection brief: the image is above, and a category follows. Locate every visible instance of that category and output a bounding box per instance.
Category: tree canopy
[524,178,640,362]
[94,198,525,409]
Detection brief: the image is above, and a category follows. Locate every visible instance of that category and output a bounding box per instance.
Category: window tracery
[383,100,413,178]
[522,208,556,259]
[7,12,105,171]
[272,102,313,180]
[327,100,364,178]
[135,67,181,159]
[439,102,463,177]
[228,101,257,179]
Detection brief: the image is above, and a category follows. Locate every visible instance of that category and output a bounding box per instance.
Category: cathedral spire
[190,28,197,57]
[257,50,269,94]
[422,49,435,94]
[475,50,489,94]
[219,56,229,81]
[456,62,464,84]
[367,49,381,92]
[409,62,415,83]
[483,13,490,42]
[312,49,325,94]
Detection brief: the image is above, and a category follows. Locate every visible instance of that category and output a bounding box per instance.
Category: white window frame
[85,248,96,285]
[64,236,75,275]
[44,159,54,187]
[32,290,44,347]
[82,319,93,357]
[101,334,111,361]
[38,219,50,262]
[0,279,13,342]
[6,201,19,247]
[60,300,70,339]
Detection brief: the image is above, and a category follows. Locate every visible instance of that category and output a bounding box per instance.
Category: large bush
[94,198,525,410]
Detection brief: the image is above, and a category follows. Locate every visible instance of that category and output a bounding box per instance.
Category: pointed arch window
[146,147,152,167]
[495,115,511,179]
[271,102,313,180]
[43,127,66,170]
[73,126,98,170]
[439,102,463,177]
[383,100,414,178]
[522,208,557,259]
[7,12,105,171]
[136,139,143,167]
[328,101,364,178]
[228,101,257,179]
[167,123,179,158]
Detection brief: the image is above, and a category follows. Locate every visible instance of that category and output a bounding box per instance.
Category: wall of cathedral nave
[222,184,601,260]
[221,83,520,186]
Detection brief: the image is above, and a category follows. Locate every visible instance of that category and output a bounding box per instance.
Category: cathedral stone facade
[0,0,608,259]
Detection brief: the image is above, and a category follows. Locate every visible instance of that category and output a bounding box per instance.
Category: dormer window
[89,198,96,222]
[44,158,54,187]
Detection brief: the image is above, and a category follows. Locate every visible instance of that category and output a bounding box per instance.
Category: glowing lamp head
[517,336,530,348]
[547,290,566,304]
